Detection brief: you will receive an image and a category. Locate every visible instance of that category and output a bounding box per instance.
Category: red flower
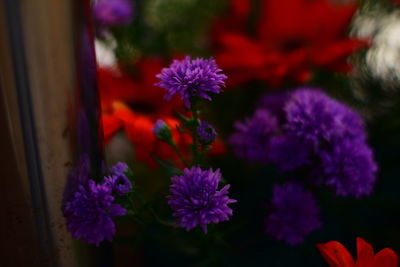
[317,237,398,267]
[213,0,368,87]
[98,58,225,167]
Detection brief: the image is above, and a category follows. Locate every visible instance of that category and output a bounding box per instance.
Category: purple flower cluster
[230,88,378,244]
[167,167,236,233]
[230,87,377,198]
[267,135,312,172]
[93,0,134,26]
[265,182,321,245]
[156,56,227,108]
[63,161,132,245]
[197,121,218,144]
[103,164,132,196]
[63,180,126,245]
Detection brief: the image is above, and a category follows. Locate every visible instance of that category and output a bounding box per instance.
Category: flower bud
[153,119,173,142]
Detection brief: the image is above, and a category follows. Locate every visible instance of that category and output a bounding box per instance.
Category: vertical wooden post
[0,0,102,266]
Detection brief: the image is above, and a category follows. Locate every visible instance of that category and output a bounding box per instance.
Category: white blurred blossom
[95,38,117,67]
[353,10,400,84]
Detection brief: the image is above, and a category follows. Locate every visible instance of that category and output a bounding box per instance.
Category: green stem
[127,195,137,213]
[149,206,174,227]
[126,196,146,225]
[169,141,190,167]
[135,191,173,227]
[127,214,145,225]
[191,103,200,165]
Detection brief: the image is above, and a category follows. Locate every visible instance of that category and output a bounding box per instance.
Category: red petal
[310,39,369,67]
[102,114,123,144]
[112,106,156,164]
[317,241,355,267]
[208,138,227,156]
[98,67,137,108]
[373,248,398,267]
[231,0,251,19]
[355,238,374,267]
[216,34,267,68]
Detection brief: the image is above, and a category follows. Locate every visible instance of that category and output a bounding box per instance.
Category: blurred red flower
[317,237,398,267]
[213,0,368,87]
[99,58,225,167]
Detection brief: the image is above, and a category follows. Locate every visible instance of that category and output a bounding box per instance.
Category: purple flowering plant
[229,87,378,244]
[153,56,236,233]
[64,56,234,246]
[63,159,134,245]
[154,56,228,167]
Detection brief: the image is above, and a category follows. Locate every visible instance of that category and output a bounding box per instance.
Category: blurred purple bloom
[93,0,133,26]
[63,180,126,245]
[229,109,278,163]
[284,88,366,150]
[267,135,311,172]
[156,56,227,108]
[63,155,90,202]
[316,140,378,198]
[167,167,236,233]
[265,182,321,245]
[258,91,290,122]
[197,121,217,144]
[110,162,128,175]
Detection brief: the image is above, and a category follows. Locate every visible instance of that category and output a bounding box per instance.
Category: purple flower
[110,162,128,175]
[265,182,321,245]
[229,109,278,163]
[156,56,227,108]
[93,0,134,26]
[105,162,132,195]
[316,140,378,198]
[197,121,217,144]
[284,88,366,150]
[63,180,126,245]
[167,167,236,233]
[103,174,132,196]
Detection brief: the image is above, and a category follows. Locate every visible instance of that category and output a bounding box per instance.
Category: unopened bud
[153,119,173,142]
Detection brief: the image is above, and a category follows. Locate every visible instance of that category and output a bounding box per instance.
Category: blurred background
[96,0,400,266]
[2,0,400,266]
